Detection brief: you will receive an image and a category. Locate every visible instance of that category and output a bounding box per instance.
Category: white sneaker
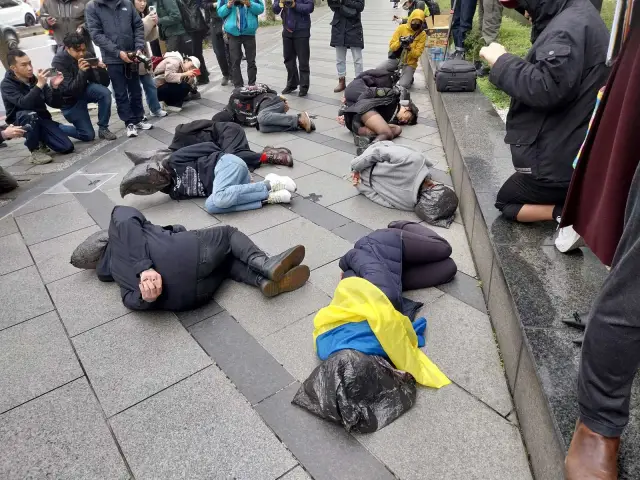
[152,109,168,117]
[266,190,292,204]
[126,124,138,137]
[161,102,182,113]
[265,173,297,193]
[555,225,585,253]
[136,120,154,130]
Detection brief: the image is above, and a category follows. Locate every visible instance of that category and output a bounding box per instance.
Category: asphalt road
[0,33,57,79]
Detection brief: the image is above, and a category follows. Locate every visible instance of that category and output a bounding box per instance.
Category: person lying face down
[70,206,310,310]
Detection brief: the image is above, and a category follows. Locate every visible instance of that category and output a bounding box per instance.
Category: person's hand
[283,100,289,113]
[1,125,26,140]
[76,25,84,33]
[351,171,360,185]
[119,51,133,63]
[479,42,508,67]
[50,73,64,89]
[97,61,107,69]
[139,268,163,302]
[182,70,197,78]
[337,115,345,126]
[78,58,90,71]
[46,16,56,26]
[149,12,158,24]
[35,69,48,89]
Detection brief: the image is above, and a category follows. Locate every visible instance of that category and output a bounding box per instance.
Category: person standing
[203,0,231,85]
[450,0,477,59]
[154,0,193,54]
[326,0,364,93]
[273,0,314,97]
[85,0,153,138]
[478,0,502,46]
[218,0,264,87]
[40,0,92,52]
[178,0,210,84]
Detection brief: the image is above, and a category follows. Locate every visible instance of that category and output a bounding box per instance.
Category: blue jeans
[15,111,74,153]
[107,63,144,126]
[139,73,162,114]
[204,154,269,214]
[256,102,299,133]
[336,46,363,78]
[451,0,478,49]
[61,83,112,141]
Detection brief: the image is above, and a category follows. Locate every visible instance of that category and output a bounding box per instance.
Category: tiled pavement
[0,2,534,479]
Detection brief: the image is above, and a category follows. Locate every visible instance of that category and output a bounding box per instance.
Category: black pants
[191,31,209,81]
[107,64,145,126]
[228,34,257,86]
[211,28,230,78]
[157,82,192,107]
[194,225,263,303]
[282,34,310,90]
[166,34,193,55]
[495,172,568,220]
[578,161,640,437]
[150,39,162,57]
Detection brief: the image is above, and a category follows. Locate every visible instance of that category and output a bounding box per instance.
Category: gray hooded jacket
[350,141,432,211]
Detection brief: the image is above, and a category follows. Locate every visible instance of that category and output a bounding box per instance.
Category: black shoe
[186,91,201,101]
[298,88,308,97]
[248,245,305,282]
[258,265,310,297]
[450,50,466,60]
[197,76,209,85]
[353,133,372,155]
[262,146,293,166]
[474,61,490,77]
[282,86,297,94]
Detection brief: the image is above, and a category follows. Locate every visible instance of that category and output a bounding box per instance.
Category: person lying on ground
[51,33,117,142]
[479,0,609,223]
[0,124,25,194]
[212,83,315,133]
[378,9,427,89]
[153,51,201,112]
[73,206,310,309]
[0,49,74,165]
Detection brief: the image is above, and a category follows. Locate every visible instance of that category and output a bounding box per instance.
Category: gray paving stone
[0,312,82,413]
[322,126,357,143]
[250,217,352,270]
[279,137,337,162]
[430,166,453,187]
[331,221,373,244]
[304,150,354,178]
[400,123,439,140]
[261,313,320,382]
[356,384,531,480]
[258,158,319,179]
[176,301,224,329]
[29,225,101,284]
[110,366,296,480]
[0,266,53,330]
[153,113,193,132]
[399,285,446,307]
[213,204,298,235]
[142,200,220,230]
[329,195,422,230]
[0,378,129,479]
[279,466,312,480]
[294,171,359,206]
[15,200,95,246]
[12,193,74,217]
[47,270,130,337]
[322,137,358,155]
[0,215,18,238]
[215,278,330,339]
[285,197,351,230]
[104,187,172,212]
[255,383,396,480]
[309,259,341,297]
[73,310,212,416]
[189,312,295,404]
[436,271,487,313]
[0,233,32,275]
[419,132,444,147]
[420,293,513,416]
[308,103,342,119]
[429,221,477,277]
[245,129,298,147]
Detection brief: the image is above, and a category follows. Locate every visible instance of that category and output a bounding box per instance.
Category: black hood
[517,0,571,41]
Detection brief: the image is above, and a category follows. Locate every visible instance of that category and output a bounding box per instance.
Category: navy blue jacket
[339,228,422,319]
[273,0,313,36]
[85,0,145,65]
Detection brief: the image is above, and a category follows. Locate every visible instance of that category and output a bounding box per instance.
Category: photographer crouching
[153,52,201,112]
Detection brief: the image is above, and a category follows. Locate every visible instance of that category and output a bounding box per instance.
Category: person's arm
[217,0,232,19]
[272,0,282,14]
[406,31,426,65]
[52,56,87,99]
[170,142,219,163]
[132,7,146,52]
[342,0,364,13]
[121,287,155,310]
[389,25,402,52]
[1,78,44,111]
[350,142,387,171]
[293,0,314,14]
[158,0,184,27]
[85,4,121,59]
[248,0,264,16]
[162,60,184,83]
[488,34,584,109]
[111,207,154,276]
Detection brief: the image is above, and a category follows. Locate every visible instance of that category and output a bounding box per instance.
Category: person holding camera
[85,0,153,138]
[203,0,231,86]
[273,0,314,97]
[217,0,264,87]
[51,33,117,142]
[39,0,93,52]
[327,0,364,93]
[153,52,201,112]
[1,50,75,165]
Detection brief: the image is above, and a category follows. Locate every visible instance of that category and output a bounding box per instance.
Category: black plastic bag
[414,183,459,228]
[70,230,109,269]
[292,350,417,433]
[0,167,18,194]
[120,149,173,197]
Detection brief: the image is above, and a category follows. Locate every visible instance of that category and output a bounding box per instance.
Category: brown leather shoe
[297,112,314,133]
[565,420,620,480]
[262,146,293,166]
[259,265,310,297]
[333,76,346,93]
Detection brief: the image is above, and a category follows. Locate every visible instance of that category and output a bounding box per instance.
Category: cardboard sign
[426,14,450,48]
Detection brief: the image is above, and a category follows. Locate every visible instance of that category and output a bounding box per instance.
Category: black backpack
[176,0,208,34]
[227,84,277,127]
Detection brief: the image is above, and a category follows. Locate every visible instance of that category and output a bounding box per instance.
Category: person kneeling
[379,9,426,88]
[154,52,200,113]
[52,33,117,142]
[71,206,310,309]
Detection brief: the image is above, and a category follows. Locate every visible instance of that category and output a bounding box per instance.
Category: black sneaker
[98,127,117,140]
[353,133,372,155]
[281,86,297,95]
[298,88,308,97]
[450,49,466,60]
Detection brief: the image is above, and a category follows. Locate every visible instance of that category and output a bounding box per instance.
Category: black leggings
[495,172,569,220]
[157,82,192,107]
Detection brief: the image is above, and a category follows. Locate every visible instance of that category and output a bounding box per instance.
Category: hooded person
[479,0,609,224]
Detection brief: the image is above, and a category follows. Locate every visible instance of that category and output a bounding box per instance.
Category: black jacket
[51,49,111,107]
[0,71,64,124]
[342,83,408,132]
[344,68,396,106]
[489,0,609,184]
[327,0,364,49]
[161,142,220,200]
[97,206,200,311]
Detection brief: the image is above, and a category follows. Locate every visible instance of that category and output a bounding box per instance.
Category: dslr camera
[127,52,152,71]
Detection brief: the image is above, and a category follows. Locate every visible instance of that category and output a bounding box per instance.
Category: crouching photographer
[153,52,200,112]
[379,9,426,88]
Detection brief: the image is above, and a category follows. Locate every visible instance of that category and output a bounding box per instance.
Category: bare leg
[390,124,402,138]
[515,204,555,222]
[361,111,394,141]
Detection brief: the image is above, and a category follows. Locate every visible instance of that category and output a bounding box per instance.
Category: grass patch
[259,18,282,27]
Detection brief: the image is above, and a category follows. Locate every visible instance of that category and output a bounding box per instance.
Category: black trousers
[157,82,192,107]
[228,34,257,86]
[166,34,193,56]
[150,39,162,57]
[191,31,209,81]
[282,34,310,90]
[211,28,230,78]
[194,225,263,303]
[495,172,568,220]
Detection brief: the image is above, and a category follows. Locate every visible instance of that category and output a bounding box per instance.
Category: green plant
[264,0,276,21]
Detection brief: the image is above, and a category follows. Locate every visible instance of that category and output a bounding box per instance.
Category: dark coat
[273,0,313,36]
[561,1,640,266]
[51,49,110,108]
[343,68,396,106]
[0,71,63,124]
[97,206,200,311]
[489,0,609,185]
[342,84,408,132]
[161,142,220,200]
[85,0,145,65]
[327,0,364,49]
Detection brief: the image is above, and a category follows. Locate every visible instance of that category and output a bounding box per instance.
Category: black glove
[399,35,413,47]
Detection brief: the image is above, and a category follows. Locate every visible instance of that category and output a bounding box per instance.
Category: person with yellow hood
[378,9,426,89]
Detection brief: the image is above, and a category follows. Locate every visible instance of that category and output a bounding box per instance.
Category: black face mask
[410,23,421,31]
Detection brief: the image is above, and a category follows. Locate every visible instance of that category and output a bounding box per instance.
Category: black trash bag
[414,183,459,228]
[0,167,18,194]
[120,149,173,197]
[292,349,417,433]
[70,230,109,269]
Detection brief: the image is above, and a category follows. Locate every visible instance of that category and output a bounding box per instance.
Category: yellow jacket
[313,277,450,388]
[389,9,427,69]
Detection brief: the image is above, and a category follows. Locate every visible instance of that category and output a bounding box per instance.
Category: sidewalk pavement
[0,2,534,479]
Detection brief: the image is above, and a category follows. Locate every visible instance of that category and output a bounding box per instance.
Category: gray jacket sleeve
[85,3,121,59]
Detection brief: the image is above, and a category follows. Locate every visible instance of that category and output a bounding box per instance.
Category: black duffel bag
[435,58,477,92]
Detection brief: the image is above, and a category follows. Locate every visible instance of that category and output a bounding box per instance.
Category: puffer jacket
[40,0,88,46]
[327,0,364,49]
[388,9,426,68]
[217,0,264,37]
[489,0,609,184]
[273,0,313,36]
[153,51,187,87]
[351,141,432,211]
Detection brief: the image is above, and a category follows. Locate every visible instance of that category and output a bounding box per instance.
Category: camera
[283,0,294,6]
[127,52,152,70]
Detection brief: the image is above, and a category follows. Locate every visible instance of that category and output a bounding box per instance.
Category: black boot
[257,265,310,297]
[247,245,305,282]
